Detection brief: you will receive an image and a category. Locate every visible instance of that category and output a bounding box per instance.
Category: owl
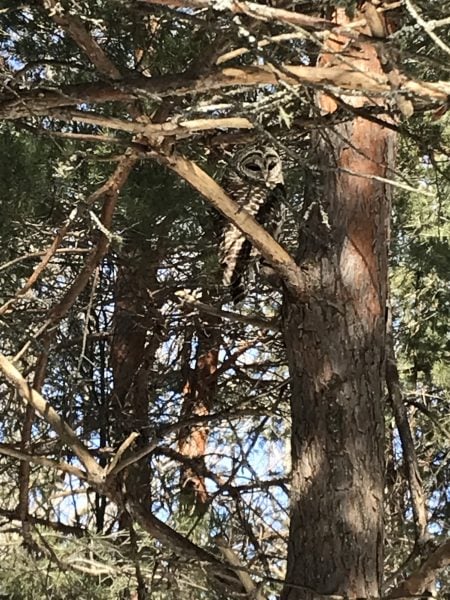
[219,146,286,303]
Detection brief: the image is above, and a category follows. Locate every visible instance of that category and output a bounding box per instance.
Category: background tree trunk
[178,309,219,515]
[110,238,164,511]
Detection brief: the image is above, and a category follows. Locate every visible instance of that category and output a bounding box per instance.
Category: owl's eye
[267,161,277,171]
[246,163,261,172]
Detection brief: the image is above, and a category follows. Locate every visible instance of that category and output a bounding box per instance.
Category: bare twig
[0,248,90,273]
[136,0,335,29]
[0,508,87,537]
[124,497,245,594]
[49,109,254,137]
[0,208,78,317]
[0,443,86,480]
[106,432,141,475]
[46,153,138,327]
[405,0,450,57]
[216,535,265,599]
[175,290,280,330]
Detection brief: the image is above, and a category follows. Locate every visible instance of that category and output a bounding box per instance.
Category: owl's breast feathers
[218,180,286,303]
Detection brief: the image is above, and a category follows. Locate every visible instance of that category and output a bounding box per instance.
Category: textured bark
[281,9,396,599]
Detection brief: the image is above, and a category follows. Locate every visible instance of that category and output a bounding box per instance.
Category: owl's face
[234,147,284,189]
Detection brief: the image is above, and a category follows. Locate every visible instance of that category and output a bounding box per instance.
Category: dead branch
[216,535,265,600]
[136,0,403,34]
[136,0,335,29]
[46,153,138,325]
[124,496,246,595]
[14,153,138,520]
[0,442,86,480]
[0,216,74,317]
[0,508,87,538]
[49,109,254,137]
[386,341,429,544]
[175,290,280,330]
[0,248,90,273]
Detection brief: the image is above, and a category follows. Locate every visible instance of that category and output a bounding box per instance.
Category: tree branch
[0,354,102,483]
[0,212,76,317]
[388,540,450,598]
[386,339,429,544]
[216,535,265,600]
[155,150,303,293]
[0,508,87,538]
[42,0,122,80]
[0,442,87,480]
[136,0,335,29]
[2,65,449,120]
[47,152,138,326]
[124,497,246,595]
[48,109,254,137]
[175,290,280,330]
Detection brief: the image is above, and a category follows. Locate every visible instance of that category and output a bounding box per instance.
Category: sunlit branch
[155,150,304,293]
[387,540,450,598]
[0,354,102,482]
[42,0,122,80]
[2,65,449,120]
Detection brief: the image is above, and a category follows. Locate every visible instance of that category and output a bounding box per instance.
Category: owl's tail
[220,234,254,304]
[218,183,286,303]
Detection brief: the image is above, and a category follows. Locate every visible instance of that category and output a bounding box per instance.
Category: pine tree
[0,2,448,599]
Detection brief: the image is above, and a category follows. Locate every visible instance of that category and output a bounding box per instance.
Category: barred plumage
[219,147,286,303]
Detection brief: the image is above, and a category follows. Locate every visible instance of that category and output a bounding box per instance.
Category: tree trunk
[282,9,396,598]
[178,299,219,515]
[110,239,164,510]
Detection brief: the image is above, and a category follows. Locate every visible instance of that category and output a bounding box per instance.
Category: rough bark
[281,9,396,599]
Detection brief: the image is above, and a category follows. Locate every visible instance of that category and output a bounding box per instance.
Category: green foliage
[388,111,450,581]
[392,115,450,384]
